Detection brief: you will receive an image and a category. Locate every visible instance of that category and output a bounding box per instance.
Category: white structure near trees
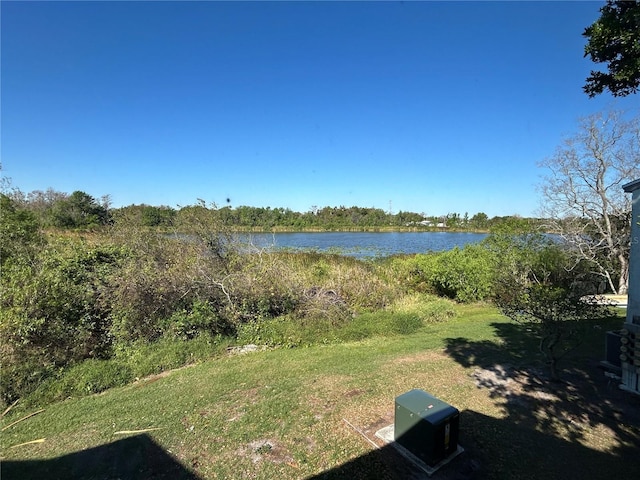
[621,179,640,394]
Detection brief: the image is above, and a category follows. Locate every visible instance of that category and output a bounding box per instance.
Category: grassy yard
[2,305,639,480]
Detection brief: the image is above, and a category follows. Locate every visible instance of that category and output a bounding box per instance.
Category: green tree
[394,210,425,226]
[497,285,613,382]
[0,194,44,267]
[583,0,640,97]
[446,213,461,229]
[51,191,110,228]
[141,205,175,227]
[469,212,489,230]
[488,222,613,381]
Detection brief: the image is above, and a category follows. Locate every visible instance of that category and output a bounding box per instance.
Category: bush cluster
[2,194,605,407]
[387,245,496,302]
[0,198,401,405]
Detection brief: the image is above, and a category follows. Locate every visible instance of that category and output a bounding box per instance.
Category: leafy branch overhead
[583,0,640,97]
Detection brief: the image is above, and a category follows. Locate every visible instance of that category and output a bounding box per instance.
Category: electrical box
[394,389,459,466]
[605,330,623,368]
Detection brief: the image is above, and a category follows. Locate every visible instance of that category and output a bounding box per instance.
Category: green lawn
[2,305,639,480]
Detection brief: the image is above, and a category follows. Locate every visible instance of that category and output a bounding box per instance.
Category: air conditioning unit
[604,330,623,369]
[394,389,459,467]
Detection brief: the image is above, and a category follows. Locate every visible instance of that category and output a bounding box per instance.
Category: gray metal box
[394,389,459,466]
[605,330,623,368]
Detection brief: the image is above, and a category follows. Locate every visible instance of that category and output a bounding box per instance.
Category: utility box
[394,389,459,466]
[605,330,623,369]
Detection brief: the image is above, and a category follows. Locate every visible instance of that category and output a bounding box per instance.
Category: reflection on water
[235,232,488,258]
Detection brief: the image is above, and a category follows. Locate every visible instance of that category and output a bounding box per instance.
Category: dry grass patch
[390,348,451,364]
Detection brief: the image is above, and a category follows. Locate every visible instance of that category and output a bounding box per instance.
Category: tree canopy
[0,194,43,267]
[583,0,640,97]
[51,190,110,228]
[5,186,532,232]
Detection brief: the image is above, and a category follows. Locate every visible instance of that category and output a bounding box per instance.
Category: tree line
[5,188,541,232]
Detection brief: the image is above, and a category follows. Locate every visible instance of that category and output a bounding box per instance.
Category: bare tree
[538,110,640,295]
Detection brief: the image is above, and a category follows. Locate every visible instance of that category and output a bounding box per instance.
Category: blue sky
[1,1,637,217]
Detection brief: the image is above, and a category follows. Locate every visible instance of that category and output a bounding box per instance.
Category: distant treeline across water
[8,188,542,233]
[112,202,537,231]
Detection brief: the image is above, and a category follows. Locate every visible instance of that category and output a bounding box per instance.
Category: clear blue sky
[1,1,637,217]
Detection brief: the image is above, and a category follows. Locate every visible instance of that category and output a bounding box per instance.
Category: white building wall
[621,179,640,394]
[626,183,640,325]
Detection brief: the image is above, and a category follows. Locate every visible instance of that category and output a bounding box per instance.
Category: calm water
[237,232,488,258]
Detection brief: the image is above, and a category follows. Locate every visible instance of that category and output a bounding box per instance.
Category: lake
[237,231,488,258]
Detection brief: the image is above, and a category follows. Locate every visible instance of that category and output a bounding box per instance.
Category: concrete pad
[375,425,464,477]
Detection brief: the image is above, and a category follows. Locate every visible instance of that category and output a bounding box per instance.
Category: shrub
[108,234,203,345]
[379,254,434,294]
[108,203,240,345]
[163,300,232,340]
[122,334,227,378]
[0,238,124,404]
[390,293,458,323]
[429,245,495,302]
[0,194,44,268]
[296,286,352,324]
[0,358,59,407]
[337,311,423,341]
[282,252,399,311]
[28,360,133,406]
[236,316,311,348]
[392,246,495,303]
[225,252,302,323]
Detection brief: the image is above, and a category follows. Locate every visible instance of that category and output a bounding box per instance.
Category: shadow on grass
[305,407,639,480]
[1,434,202,480]
[305,441,436,480]
[307,318,640,480]
[442,319,640,479]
